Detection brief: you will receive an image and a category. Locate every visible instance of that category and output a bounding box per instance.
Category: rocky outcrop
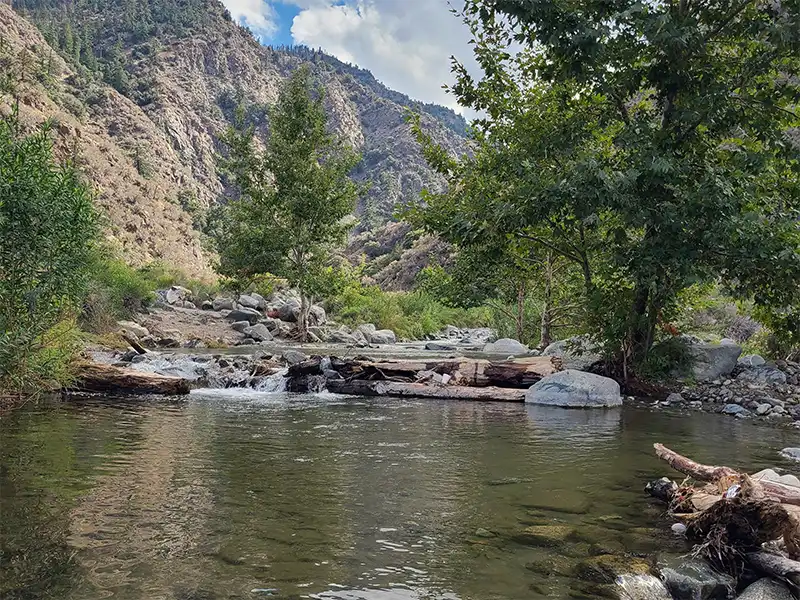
[525,370,622,408]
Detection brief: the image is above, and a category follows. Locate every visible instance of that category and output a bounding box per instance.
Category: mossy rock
[526,555,577,577]
[516,524,576,547]
[574,554,651,584]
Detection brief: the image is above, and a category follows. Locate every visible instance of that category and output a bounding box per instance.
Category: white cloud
[221,0,278,39]
[289,0,477,113]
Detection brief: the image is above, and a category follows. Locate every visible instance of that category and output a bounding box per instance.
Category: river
[1,392,797,600]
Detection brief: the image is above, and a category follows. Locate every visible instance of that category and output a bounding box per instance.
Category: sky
[220,0,477,113]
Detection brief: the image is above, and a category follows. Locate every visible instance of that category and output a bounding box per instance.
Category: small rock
[660,558,735,600]
[779,447,800,462]
[737,367,788,385]
[722,403,748,416]
[225,308,261,325]
[282,350,307,366]
[238,294,261,310]
[755,403,772,416]
[212,297,235,311]
[201,300,214,310]
[671,523,687,536]
[117,320,149,339]
[739,354,766,368]
[474,528,495,538]
[665,392,684,404]
[230,321,250,333]
[575,554,650,584]
[244,324,273,342]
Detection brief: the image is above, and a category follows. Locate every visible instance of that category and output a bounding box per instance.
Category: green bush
[81,255,153,332]
[0,110,98,394]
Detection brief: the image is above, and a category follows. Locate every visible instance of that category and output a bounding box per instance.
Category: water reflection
[1,396,797,600]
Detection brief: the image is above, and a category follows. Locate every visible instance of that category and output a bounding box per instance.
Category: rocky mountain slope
[5,0,467,284]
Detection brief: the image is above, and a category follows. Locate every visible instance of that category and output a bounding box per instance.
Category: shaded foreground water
[1,392,798,600]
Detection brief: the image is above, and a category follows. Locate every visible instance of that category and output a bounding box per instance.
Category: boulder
[278,300,301,323]
[117,320,149,339]
[260,318,280,332]
[164,285,192,305]
[575,554,650,584]
[525,370,622,408]
[542,336,603,371]
[329,330,358,344]
[722,403,749,416]
[737,367,787,385]
[212,297,235,311]
[201,300,214,311]
[282,350,307,366]
[238,294,261,310]
[367,329,397,345]
[309,305,327,325]
[483,338,529,356]
[230,320,251,333]
[739,354,766,368]
[251,293,267,310]
[225,308,261,325]
[779,448,800,462]
[358,323,377,336]
[660,558,735,600]
[750,468,800,489]
[688,342,742,382]
[755,403,772,416]
[736,579,794,600]
[244,324,273,342]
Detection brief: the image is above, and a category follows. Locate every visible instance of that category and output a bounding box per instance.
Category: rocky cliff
[4,0,467,284]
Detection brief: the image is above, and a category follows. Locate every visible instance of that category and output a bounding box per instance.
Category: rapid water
[1,394,797,600]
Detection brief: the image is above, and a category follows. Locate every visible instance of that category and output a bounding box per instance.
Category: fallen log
[327,380,526,402]
[747,552,800,591]
[121,333,147,355]
[483,356,560,387]
[70,362,190,396]
[654,444,800,506]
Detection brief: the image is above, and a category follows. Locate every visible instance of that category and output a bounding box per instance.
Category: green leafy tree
[0,109,99,394]
[417,1,800,370]
[215,66,363,339]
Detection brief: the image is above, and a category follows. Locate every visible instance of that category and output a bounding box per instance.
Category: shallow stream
[1,392,797,599]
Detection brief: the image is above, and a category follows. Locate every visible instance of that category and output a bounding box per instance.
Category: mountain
[3,0,467,284]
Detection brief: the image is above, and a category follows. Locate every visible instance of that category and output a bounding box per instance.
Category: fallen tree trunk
[747,552,800,591]
[121,333,147,355]
[327,380,526,402]
[483,356,560,387]
[70,362,190,396]
[654,444,800,506]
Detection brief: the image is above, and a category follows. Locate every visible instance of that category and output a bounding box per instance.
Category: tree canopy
[414,0,800,366]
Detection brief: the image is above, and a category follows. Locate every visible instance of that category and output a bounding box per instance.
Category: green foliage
[81,254,153,332]
[214,66,364,337]
[639,336,692,382]
[0,109,98,394]
[414,1,800,369]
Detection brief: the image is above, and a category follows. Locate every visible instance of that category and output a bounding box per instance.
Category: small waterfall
[252,368,289,393]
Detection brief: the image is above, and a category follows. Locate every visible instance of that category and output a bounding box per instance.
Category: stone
[328,330,358,344]
[251,293,267,310]
[367,329,397,345]
[225,308,261,325]
[201,300,214,310]
[117,320,149,339]
[671,523,687,535]
[750,468,800,489]
[212,297,235,311]
[277,300,301,323]
[616,574,673,600]
[238,294,261,310]
[525,370,622,408]
[660,558,735,600]
[542,336,603,371]
[483,338,529,356]
[244,324,273,342]
[309,305,327,325]
[737,367,788,385]
[755,403,772,416]
[739,354,766,368]
[722,403,749,416]
[665,392,684,405]
[780,447,800,462]
[518,525,575,547]
[575,554,651,584]
[358,323,377,336]
[444,325,461,338]
[736,579,794,600]
[230,320,250,333]
[688,342,742,382]
[282,350,307,366]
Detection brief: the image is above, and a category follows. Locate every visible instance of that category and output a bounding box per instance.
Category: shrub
[0,110,98,394]
[81,256,153,332]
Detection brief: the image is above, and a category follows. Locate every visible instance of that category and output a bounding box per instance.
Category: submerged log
[327,380,526,402]
[70,362,190,396]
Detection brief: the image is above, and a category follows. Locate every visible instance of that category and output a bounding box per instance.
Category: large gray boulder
[244,324,273,342]
[225,307,261,325]
[238,294,261,310]
[542,336,603,371]
[117,320,149,339]
[687,342,742,381]
[525,370,622,408]
[366,329,397,345]
[277,300,301,323]
[737,579,794,600]
[483,338,529,356]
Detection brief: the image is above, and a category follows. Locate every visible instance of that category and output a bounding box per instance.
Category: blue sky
[220,0,477,112]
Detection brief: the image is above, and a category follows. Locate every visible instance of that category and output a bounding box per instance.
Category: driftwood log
[333,356,558,388]
[70,362,190,396]
[747,552,800,591]
[327,380,526,402]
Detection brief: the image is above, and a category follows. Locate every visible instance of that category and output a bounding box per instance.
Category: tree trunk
[516,282,526,343]
[70,362,190,395]
[297,293,311,342]
[539,251,554,350]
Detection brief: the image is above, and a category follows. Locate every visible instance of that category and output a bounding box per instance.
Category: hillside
[5,0,467,284]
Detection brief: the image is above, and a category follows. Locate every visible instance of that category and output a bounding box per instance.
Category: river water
[1,392,797,600]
